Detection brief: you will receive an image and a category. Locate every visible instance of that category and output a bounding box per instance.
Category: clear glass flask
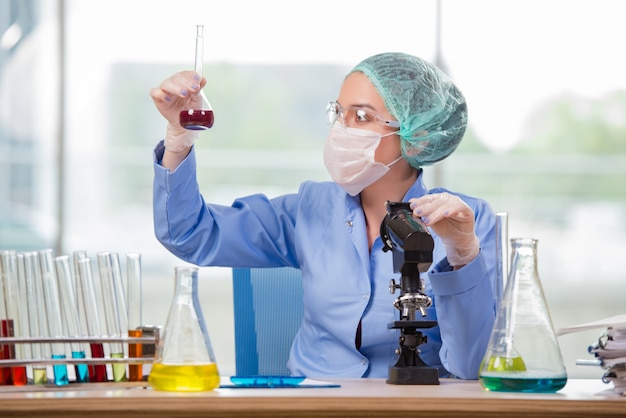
[148,266,219,391]
[179,24,214,130]
[479,238,568,392]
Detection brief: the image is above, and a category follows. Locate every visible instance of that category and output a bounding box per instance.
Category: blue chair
[232,266,303,376]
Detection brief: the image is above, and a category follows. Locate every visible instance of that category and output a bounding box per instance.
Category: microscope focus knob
[389,278,401,294]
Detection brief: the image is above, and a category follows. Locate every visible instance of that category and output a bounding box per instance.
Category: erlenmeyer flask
[148,266,219,391]
[179,25,214,130]
[479,238,567,392]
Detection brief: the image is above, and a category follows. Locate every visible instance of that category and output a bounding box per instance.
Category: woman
[150,52,497,379]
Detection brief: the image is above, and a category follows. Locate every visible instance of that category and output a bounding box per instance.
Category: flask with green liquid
[479,238,567,393]
[148,266,220,391]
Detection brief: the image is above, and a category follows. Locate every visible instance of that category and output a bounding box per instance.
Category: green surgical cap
[350,52,468,168]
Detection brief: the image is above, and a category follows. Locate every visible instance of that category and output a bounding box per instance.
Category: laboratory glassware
[0,251,11,385]
[12,253,29,385]
[126,253,143,381]
[1,251,27,385]
[75,257,108,382]
[55,255,90,383]
[179,24,214,130]
[97,252,127,382]
[39,249,69,385]
[494,212,508,311]
[148,266,219,391]
[23,252,50,384]
[479,238,568,393]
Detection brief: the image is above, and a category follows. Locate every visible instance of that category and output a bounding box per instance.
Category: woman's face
[335,71,402,165]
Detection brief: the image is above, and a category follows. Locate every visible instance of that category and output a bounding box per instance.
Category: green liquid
[484,355,526,372]
[480,375,567,393]
[32,367,48,385]
[111,352,128,382]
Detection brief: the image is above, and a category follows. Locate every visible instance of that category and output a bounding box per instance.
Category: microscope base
[387,365,440,385]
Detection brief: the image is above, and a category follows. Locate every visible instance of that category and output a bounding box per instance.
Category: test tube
[97,252,127,382]
[126,253,143,381]
[39,249,69,386]
[0,251,11,385]
[23,252,50,384]
[1,251,27,385]
[495,212,509,313]
[75,257,107,382]
[55,255,89,383]
[12,253,29,386]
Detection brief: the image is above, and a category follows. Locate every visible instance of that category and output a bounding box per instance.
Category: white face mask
[323,124,401,196]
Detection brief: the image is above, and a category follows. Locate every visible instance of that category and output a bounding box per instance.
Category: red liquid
[0,319,26,385]
[179,109,214,130]
[1,319,13,385]
[11,366,27,386]
[89,343,108,382]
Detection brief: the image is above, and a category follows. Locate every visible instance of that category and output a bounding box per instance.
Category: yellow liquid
[148,363,219,392]
[111,352,128,382]
[32,367,48,385]
[484,355,527,372]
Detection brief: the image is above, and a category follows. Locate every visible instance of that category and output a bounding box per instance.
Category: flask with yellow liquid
[148,266,220,391]
[479,238,567,393]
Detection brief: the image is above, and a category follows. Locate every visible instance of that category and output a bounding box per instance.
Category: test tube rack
[0,335,157,367]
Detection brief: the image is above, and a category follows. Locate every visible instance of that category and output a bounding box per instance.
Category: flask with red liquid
[180,25,214,130]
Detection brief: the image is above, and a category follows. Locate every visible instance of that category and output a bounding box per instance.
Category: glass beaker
[148,266,219,391]
[179,24,214,130]
[479,238,567,393]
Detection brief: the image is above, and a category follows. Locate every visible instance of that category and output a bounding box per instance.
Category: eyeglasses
[325,101,400,129]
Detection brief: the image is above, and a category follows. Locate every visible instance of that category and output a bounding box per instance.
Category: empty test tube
[495,212,509,313]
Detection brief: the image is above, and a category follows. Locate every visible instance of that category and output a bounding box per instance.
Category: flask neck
[174,267,198,297]
[508,238,538,279]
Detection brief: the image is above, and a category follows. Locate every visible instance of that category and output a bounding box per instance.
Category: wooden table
[0,378,624,418]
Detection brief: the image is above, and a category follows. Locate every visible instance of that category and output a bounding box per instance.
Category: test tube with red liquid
[97,252,127,382]
[75,257,108,382]
[0,251,13,385]
[11,253,29,386]
[179,24,214,130]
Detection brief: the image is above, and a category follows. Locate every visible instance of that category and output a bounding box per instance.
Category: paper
[555,314,626,336]
[558,314,626,396]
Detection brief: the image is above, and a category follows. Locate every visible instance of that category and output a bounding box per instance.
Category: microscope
[380,201,440,385]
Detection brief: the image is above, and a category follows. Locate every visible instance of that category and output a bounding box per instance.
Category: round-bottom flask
[479,238,567,393]
[148,266,219,391]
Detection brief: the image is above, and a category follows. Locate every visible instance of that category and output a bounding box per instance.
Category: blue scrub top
[152,141,498,380]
